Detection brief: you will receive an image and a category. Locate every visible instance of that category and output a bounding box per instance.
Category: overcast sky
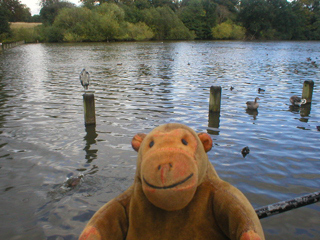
[20,0,81,16]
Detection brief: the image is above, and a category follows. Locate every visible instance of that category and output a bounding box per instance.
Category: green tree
[212,20,245,39]
[265,0,297,39]
[0,4,11,40]
[1,0,31,22]
[291,0,320,39]
[238,0,272,39]
[31,15,41,22]
[40,1,75,25]
[142,6,195,40]
[53,3,130,42]
[178,0,216,39]
[126,22,154,40]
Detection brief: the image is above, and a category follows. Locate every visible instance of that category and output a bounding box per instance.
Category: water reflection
[83,125,98,163]
[208,112,220,135]
[246,109,259,120]
[300,103,312,117]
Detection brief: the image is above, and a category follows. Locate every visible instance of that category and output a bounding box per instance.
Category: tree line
[1,0,320,43]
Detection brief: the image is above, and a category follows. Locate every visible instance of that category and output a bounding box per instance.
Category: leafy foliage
[142,6,195,40]
[212,21,245,39]
[40,1,75,25]
[0,4,11,39]
[1,0,31,22]
[3,0,320,42]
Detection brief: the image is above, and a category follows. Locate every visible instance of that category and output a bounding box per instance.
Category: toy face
[140,129,199,211]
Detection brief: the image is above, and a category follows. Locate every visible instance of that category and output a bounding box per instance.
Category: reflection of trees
[83,125,98,163]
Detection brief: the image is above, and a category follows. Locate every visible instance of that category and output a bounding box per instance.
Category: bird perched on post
[246,97,260,110]
[80,69,90,90]
[290,95,306,106]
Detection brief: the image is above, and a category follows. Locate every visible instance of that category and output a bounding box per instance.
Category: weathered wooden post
[300,80,314,117]
[208,86,221,135]
[209,86,221,113]
[80,69,95,126]
[208,112,220,135]
[302,80,314,103]
[83,93,96,126]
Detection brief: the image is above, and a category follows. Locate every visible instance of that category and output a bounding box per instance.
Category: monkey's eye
[149,141,154,148]
[181,139,188,146]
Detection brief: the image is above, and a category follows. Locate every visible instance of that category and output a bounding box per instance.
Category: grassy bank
[10,22,42,29]
[4,22,43,43]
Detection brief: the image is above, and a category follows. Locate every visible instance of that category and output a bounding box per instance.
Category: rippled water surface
[0,41,319,239]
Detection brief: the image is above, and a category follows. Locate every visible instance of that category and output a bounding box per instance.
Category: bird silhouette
[80,69,90,90]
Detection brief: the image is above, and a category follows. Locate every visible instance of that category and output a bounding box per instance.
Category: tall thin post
[209,86,221,113]
[302,80,314,103]
[83,93,96,126]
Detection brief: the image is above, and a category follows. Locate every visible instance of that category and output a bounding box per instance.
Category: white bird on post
[80,69,90,91]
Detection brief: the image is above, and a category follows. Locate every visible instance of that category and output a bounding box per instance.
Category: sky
[20,0,81,16]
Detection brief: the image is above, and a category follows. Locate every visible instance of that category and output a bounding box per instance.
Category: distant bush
[38,25,64,42]
[48,4,178,42]
[212,21,246,40]
[126,22,154,41]
[51,4,131,42]
[11,27,39,43]
[141,6,195,40]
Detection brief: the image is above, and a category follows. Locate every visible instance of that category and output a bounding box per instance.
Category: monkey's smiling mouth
[143,173,194,189]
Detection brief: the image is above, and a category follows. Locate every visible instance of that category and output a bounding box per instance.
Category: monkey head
[132,123,213,211]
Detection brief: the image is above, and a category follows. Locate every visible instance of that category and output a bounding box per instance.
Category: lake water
[0,41,319,240]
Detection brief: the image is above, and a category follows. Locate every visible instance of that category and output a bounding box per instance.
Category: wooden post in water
[83,93,96,126]
[209,86,221,113]
[208,86,221,135]
[302,80,314,103]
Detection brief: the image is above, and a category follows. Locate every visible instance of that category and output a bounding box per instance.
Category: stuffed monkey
[80,123,264,240]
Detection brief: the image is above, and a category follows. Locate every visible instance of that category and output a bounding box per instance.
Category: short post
[209,86,221,113]
[83,93,96,126]
[302,80,314,103]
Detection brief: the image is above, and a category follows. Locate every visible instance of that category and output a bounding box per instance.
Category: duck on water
[246,97,260,110]
[290,95,307,106]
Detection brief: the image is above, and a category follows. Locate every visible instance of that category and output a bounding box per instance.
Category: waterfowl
[80,69,90,90]
[290,95,307,106]
[230,86,234,91]
[246,97,260,110]
[258,88,265,93]
[241,146,250,158]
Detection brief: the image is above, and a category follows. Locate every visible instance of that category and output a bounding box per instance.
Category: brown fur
[80,123,264,240]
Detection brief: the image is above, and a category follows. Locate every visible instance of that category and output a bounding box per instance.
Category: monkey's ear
[198,133,213,152]
[132,133,146,152]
